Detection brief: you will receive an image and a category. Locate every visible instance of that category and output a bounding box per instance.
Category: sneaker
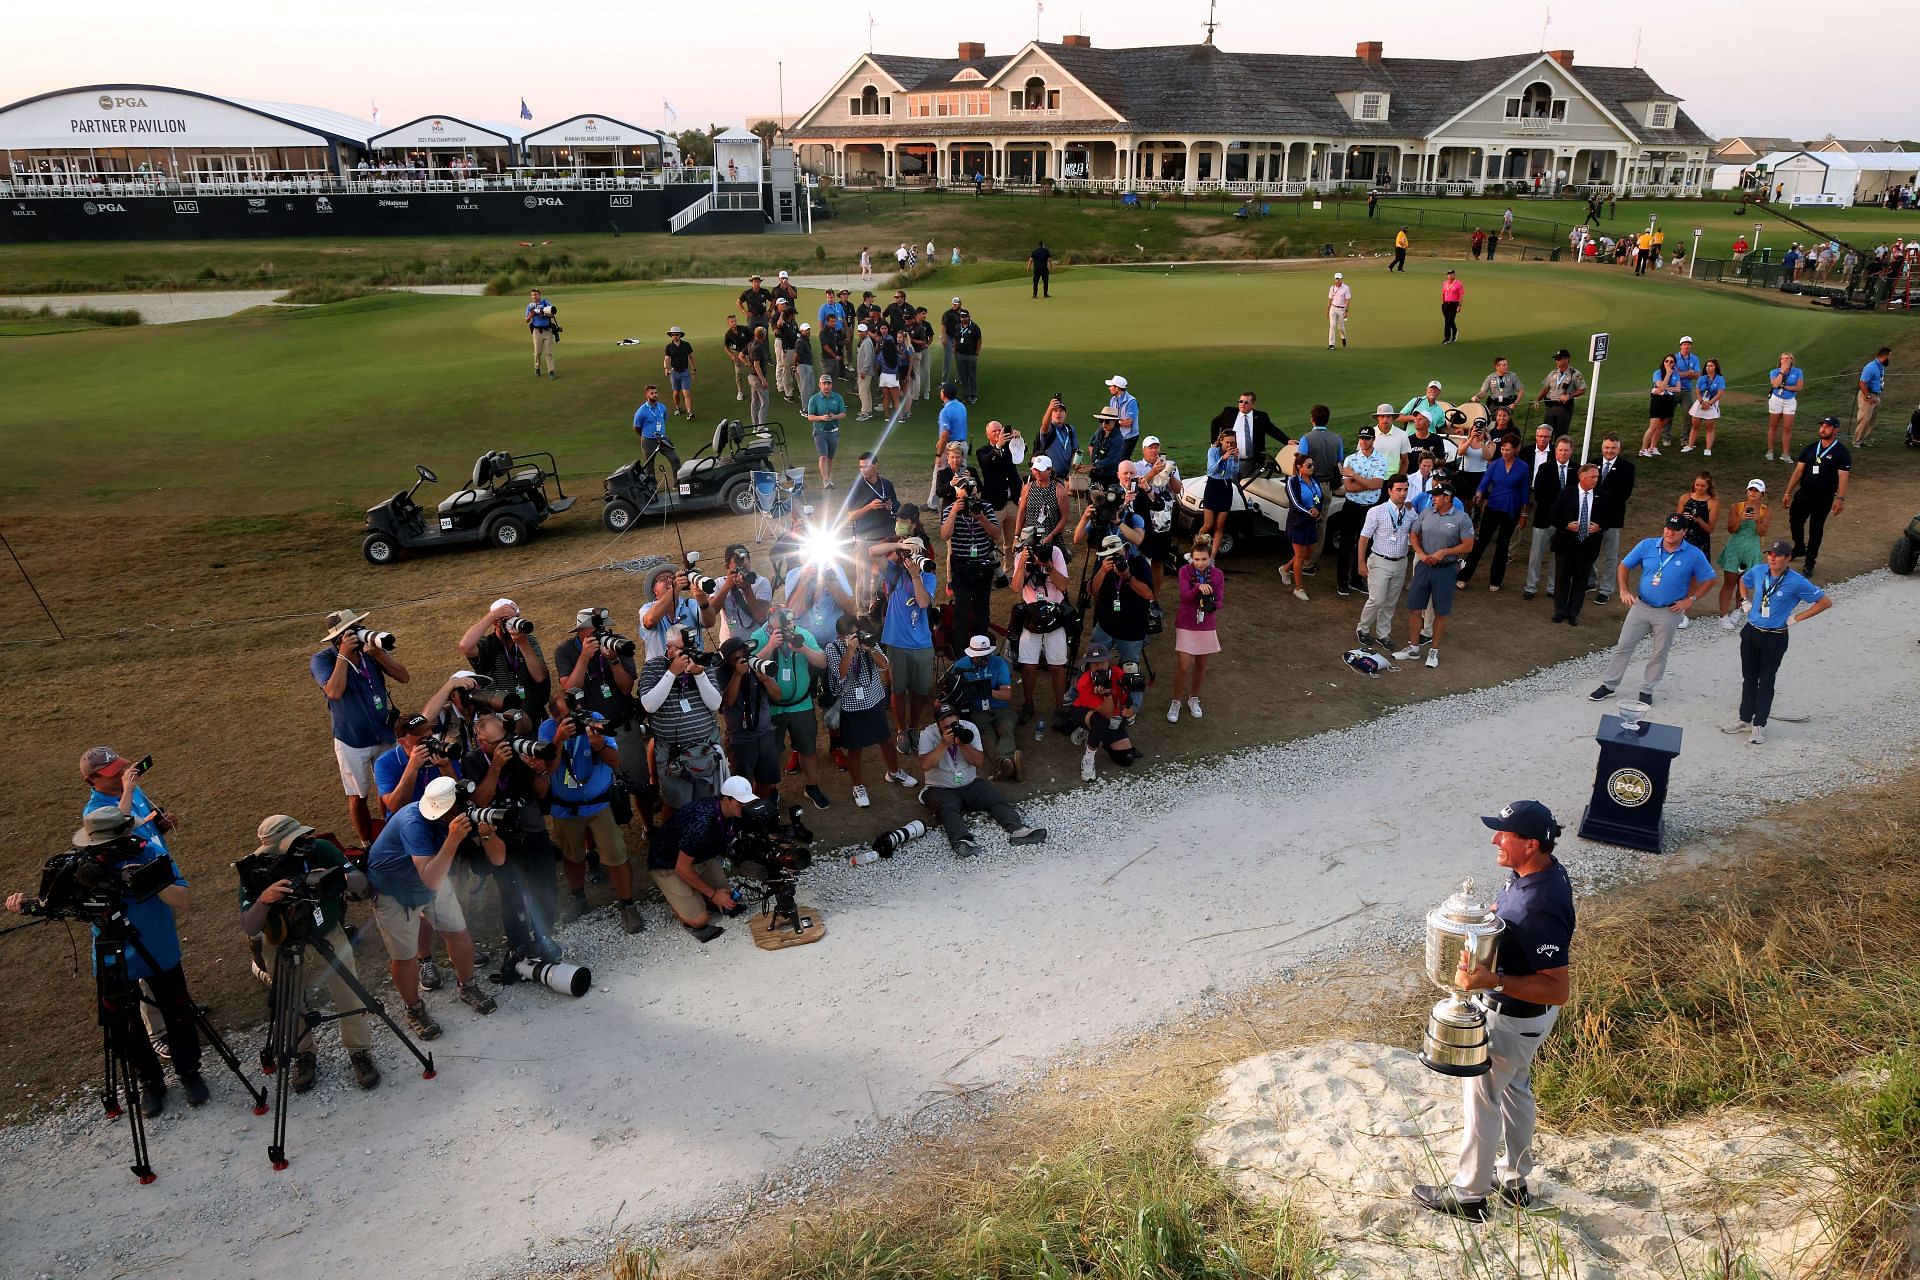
[1638,690,1654,704]
[1677,615,1690,629]
[1680,443,1695,453]
[1393,644,1423,660]
[1412,1183,1489,1222]
[736,391,745,401]
[1080,750,1097,781]
[785,751,800,775]
[1648,448,1661,457]
[885,769,918,788]
[1167,699,1181,723]
[689,923,725,943]
[1335,584,1351,597]
[291,1052,317,1095]
[457,980,497,1016]
[1304,563,1317,576]
[1750,726,1767,745]
[618,901,646,935]
[1418,632,1432,646]
[954,838,979,859]
[1034,717,1048,743]
[1355,629,1372,650]
[805,784,832,809]
[1722,720,1753,734]
[1703,448,1712,457]
[1488,584,1501,593]
[1587,684,1616,702]
[1070,726,1087,746]
[856,413,873,422]
[1279,566,1293,585]
[1188,697,1203,719]
[349,1050,382,1091]
[416,956,443,991]
[405,1001,443,1041]
[1292,589,1309,602]
[179,1072,211,1107]
[471,946,492,969]
[1764,450,1774,461]
[1522,589,1536,600]
[1425,649,1441,668]
[1719,613,1737,631]
[1008,827,1047,846]
[853,784,871,807]
[1595,593,1611,605]
[1497,1180,1533,1208]
[896,730,912,755]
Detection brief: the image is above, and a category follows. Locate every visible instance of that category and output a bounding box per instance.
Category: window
[849,86,888,117]
[1359,93,1383,120]
[908,92,989,119]
[954,68,984,82]
[1649,103,1672,128]
[1010,76,1059,112]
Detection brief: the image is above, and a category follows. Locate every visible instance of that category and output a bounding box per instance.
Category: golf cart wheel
[1892,533,1919,576]
[362,533,398,566]
[604,500,638,533]
[488,515,529,549]
[1213,525,1236,557]
[723,478,755,516]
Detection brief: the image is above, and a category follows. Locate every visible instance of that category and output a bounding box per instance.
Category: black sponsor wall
[0,184,765,242]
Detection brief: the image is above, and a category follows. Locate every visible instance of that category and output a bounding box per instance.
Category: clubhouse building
[787,37,1714,195]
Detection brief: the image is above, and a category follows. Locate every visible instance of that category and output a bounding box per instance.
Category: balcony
[1514,117,1559,135]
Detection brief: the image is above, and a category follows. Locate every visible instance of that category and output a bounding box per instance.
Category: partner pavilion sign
[0,89,344,149]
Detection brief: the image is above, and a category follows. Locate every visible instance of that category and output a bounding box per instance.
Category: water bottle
[850,848,880,867]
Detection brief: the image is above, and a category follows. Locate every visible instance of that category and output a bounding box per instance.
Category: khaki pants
[531,328,556,374]
[775,346,797,399]
[652,857,729,925]
[1855,389,1880,443]
[1358,553,1409,641]
[1452,1003,1557,1196]
[856,369,876,416]
[264,922,372,1052]
[1327,306,1348,346]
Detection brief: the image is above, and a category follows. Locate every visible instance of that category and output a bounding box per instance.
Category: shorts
[372,876,467,961]
[878,372,900,389]
[837,700,893,751]
[651,857,729,925]
[812,426,840,458]
[729,730,781,787]
[1174,627,1221,656]
[334,739,386,799]
[1017,625,1069,666]
[550,806,628,866]
[1407,561,1459,615]
[669,370,692,392]
[771,705,818,753]
[885,644,934,695]
[1648,393,1677,419]
[1767,395,1798,416]
[1692,402,1720,420]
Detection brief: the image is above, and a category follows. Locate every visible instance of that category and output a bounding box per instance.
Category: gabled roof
[1713,135,1796,156]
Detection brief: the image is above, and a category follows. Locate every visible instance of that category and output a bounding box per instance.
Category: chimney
[1547,48,1575,68]
[957,41,985,62]
[1062,33,1091,48]
[1356,40,1383,68]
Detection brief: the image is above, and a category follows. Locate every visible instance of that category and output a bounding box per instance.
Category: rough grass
[0,302,141,334]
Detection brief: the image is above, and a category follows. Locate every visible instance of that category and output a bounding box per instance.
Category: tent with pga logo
[364,115,525,177]
[521,114,677,176]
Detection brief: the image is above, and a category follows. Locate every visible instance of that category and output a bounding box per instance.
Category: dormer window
[1505,81,1565,120]
[1649,102,1672,128]
[850,85,889,117]
[954,68,985,82]
[1009,76,1060,112]
[1358,93,1385,121]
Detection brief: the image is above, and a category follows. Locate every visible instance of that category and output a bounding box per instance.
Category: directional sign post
[1580,333,1609,463]
[1689,227,1703,279]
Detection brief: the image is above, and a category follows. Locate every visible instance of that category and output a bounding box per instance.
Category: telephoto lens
[504,617,535,635]
[693,575,723,595]
[354,627,398,651]
[511,737,560,763]
[469,804,516,826]
[749,657,780,679]
[596,631,637,658]
[864,819,929,862]
[514,958,592,997]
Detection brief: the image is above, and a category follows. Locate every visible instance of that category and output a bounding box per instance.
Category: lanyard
[1759,571,1785,612]
[351,654,376,685]
[1812,438,1839,466]
[1388,503,1407,535]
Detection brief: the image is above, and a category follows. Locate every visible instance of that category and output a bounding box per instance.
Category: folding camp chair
[750,470,780,542]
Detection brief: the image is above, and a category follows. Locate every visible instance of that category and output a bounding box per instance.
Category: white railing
[667,194,712,232]
[0,169,733,198]
[1516,117,1557,134]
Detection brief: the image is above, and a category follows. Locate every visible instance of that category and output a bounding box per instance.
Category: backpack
[658,741,726,810]
[1343,648,1393,677]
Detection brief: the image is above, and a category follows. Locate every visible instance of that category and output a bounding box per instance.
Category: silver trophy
[1419,879,1506,1077]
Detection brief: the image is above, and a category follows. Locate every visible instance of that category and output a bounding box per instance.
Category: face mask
[894,522,912,537]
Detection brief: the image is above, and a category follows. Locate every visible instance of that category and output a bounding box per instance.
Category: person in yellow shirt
[1636,231,1654,275]
[1392,227,1410,272]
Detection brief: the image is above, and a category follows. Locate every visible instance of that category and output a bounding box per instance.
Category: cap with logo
[1106,374,1128,389]
[1745,478,1767,494]
[1678,334,1694,343]
[1031,455,1053,472]
[965,634,993,657]
[1358,426,1377,440]
[1333,271,1344,280]
[719,776,758,804]
[490,597,518,614]
[1664,513,1690,530]
[1427,379,1443,391]
[80,746,129,779]
[799,321,811,332]
[1142,435,1161,448]
[1553,347,1572,360]
[777,269,789,278]
[399,713,432,735]
[1479,799,1561,843]
[1766,539,1793,557]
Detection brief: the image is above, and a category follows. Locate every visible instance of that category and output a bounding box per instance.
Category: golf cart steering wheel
[417,465,439,485]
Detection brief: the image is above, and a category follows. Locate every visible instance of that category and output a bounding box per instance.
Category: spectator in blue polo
[1105,375,1140,458]
[935,381,969,467]
[632,384,679,475]
[1586,512,1718,706]
[1853,346,1891,447]
[1397,380,1448,433]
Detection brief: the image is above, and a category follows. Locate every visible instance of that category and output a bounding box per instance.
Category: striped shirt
[944,499,1000,570]
[637,655,719,746]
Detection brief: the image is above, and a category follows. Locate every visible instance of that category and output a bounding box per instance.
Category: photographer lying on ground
[238,815,380,1092]
[647,775,758,943]
[916,704,1048,860]
[364,776,503,1037]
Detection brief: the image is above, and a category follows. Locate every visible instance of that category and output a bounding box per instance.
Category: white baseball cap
[951,296,961,303]
[490,597,518,613]
[1107,375,1128,388]
[798,321,811,332]
[856,323,868,332]
[1679,334,1694,343]
[420,776,461,820]
[1142,435,1161,448]
[719,776,758,804]
[1746,477,1767,493]
[1427,379,1443,391]
[1333,271,1344,279]
[1031,455,1054,472]
[777,269,790,278]
[1375,403,1396,416]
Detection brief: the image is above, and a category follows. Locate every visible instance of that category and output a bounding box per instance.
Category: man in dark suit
[1549,464,1605,624]
[1523,436,1574,600]
[1210,392,1291,476]
[1590,435,1636,603]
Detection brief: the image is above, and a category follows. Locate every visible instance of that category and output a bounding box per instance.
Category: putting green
[2,262,1900,515]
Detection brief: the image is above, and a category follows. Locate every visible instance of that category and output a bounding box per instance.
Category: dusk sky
[9,0,1917,140]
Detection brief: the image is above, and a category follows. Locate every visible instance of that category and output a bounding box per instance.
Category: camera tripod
[94,915,268,1183]
[261,923,436,1170]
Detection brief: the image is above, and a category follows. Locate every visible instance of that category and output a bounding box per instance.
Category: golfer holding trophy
[1413,800,1576,1220]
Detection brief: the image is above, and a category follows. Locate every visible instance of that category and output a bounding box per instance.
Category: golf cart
[601,418,791,531]
[362,451,574,565]
[1892,512,1920,575]
[1173,442,1348,557]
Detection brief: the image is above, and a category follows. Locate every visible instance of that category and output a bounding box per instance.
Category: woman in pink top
[1440,269,1465,344]
[1167,536,1224,723]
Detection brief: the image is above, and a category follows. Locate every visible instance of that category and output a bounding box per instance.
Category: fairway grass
[3,259,1900,519]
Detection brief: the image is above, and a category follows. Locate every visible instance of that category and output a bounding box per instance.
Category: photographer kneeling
[6,809,207,1115]
[365,776,504,1036]
[916,704,1048,859]
[1072,640,1144,782]
[945,635,1020,781]
[238,816,380,1092]
[647,776,758,943]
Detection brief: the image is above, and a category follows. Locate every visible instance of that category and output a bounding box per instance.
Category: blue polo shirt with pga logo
[1620,536,1716,607]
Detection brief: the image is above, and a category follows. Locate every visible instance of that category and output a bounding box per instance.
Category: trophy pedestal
[1579,713,1682,854]
[1420,994,1492,1077]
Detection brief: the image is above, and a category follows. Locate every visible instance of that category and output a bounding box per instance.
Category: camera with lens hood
[511,736,560,764]
[351,627,398,652]
[503,617,536,635]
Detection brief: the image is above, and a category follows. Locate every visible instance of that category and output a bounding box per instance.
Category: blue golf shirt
[881,563,937,649]
[1740,565,1825,630]
[633,400,669,440]
[938,398,968,446]
[1673,351,1702,395]
[1620,536,1716,606]
[538,715,618,819]
[1861,358,1886,396]
[367,802,449,908]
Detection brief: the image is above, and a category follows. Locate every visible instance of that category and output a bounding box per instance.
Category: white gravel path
[2,570,1915,1280]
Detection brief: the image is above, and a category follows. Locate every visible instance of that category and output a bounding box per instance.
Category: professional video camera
[729,798,816,936]
[233,846,349,944]
[939,665,995,715]
[580,607,637,658]
[1088,482,1126,520]
[351,626,398,652]
[24,843,175,923]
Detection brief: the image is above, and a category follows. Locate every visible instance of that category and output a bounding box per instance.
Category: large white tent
[1755,149,1920,206]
